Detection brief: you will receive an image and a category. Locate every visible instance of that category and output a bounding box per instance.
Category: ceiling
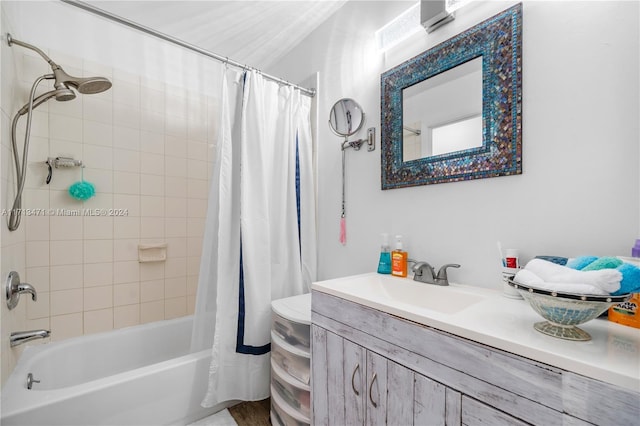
[87,1,348,70]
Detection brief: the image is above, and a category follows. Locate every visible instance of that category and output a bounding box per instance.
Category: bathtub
[1,316,230,425]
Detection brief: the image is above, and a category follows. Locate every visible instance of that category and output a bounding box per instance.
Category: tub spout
[10,329,50,347]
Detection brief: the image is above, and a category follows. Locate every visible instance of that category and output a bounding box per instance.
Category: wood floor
[228,398,271,426]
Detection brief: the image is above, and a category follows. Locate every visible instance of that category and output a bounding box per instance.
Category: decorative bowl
[507,280,632,341]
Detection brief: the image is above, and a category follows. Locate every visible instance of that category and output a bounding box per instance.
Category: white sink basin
[313,273,487,315]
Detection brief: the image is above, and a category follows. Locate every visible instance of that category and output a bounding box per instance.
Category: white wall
[268,1,640,288]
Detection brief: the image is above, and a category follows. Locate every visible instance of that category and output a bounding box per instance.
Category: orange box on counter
[608,293,640,329]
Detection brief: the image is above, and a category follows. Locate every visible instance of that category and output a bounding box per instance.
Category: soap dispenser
[377,233,391,274]
[391,235,408,277]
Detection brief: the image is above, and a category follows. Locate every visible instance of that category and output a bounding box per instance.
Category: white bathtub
[1,316,229,426]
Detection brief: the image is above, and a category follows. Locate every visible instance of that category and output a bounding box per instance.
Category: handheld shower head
[52,66,112,94]
[17,86,76,116]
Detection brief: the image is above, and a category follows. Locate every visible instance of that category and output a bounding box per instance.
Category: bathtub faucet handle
[6,271,38,310]
[26,373,40,390]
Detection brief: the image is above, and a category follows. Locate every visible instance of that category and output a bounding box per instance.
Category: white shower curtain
[192,68,316,407]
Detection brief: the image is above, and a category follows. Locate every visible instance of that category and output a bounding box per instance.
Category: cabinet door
[311,325,329,426]
[387,360,414,425]
[343,339,366,425]
[366,350,388,425]
[461,396,528,426]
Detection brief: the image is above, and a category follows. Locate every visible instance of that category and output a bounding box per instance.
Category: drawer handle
[369,373,378,408]
[351,363,360,396]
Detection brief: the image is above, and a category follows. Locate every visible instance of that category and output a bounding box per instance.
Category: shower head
[52,66,112,94]
[17,86,76,116]
[6,33,112,95]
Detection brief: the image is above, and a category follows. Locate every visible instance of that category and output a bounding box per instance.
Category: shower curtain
[192,68,316,407]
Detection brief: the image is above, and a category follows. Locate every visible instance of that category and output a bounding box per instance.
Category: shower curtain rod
[60,0,316,97]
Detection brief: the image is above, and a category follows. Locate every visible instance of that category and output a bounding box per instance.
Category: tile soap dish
[507,280,631,341]
[138,243,167,263]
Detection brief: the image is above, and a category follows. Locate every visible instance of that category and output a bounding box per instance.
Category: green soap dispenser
[377,233,392,274]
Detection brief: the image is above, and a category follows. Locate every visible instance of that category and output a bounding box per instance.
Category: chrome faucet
[10,329,50,347]
[411,261,460,286]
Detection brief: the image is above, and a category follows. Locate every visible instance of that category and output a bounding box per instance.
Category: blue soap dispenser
[377,233,392,274]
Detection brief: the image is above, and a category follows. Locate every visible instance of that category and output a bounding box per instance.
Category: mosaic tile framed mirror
[381,3,522,189]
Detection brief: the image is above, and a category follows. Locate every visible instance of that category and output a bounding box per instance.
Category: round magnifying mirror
[329,98,365,137]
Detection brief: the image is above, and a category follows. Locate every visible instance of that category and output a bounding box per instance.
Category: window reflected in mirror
[402,56,482,162]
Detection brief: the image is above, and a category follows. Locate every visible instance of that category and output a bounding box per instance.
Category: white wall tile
[83,144,113,170]
[113,282,139,306]
[187,179,209,199]
[141,86,165,115]
[187,198,207,218]
[50,240,83,265]
[113,149,140,172]
[26,266,50,292]
[50,114,82,142]
[50,214,83,242]
[24,215,49,241]
[83,120,113,147]
[113,260,139,285]
[26,292,49,320]
[166,237,187,258]
[165,135,187,158]
[140,262,164,282]
[164,257,186,279]
[165,176,187,197]
[187,159,208,180]
[140,131,165,154]
[164,297,186,320]
[113,104,141,129]
[165,156,187,178]
[166,217,187,238]
[140,300,164,324]
[141,195,165,217]
[50,264,83,291]
[165,197,187,218]
[187,256,201,276]
[83,98,113,125]
[113,216,140,239]
[50,139,83,160]
[113,80,140,108]
[84,285,112,311]
[140,152,164,175]
[113,194,140,216]
[114,304,140,329]
[84,239,113,264]
[83,308,113,334]
[140,174,164,197]
[50,288,83,315]
[140,110,164,133]
[140,279,164,302]
[84,262,113,287]
[83,216,113,239]
[51,313,83,341]
[82,168,113,194]
[26,241,49,267]
[113,171,140,195]
[113,125,140,151]
[113,238,138,262]
[164,277,186,298]
[140,217,164,239]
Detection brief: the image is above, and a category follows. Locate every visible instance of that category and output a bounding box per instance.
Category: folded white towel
[513,269,609,295]
[523,259,621,294]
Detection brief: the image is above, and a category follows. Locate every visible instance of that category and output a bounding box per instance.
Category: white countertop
[312,272,640,393]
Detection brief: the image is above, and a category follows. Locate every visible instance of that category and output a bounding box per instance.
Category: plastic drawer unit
[270,293,311,426]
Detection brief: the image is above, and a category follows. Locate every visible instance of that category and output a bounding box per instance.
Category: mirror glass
[381,4,522,189]
[402,57,482,161]
[329,98,365,137]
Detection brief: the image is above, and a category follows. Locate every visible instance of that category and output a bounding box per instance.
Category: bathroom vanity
[311,273,639,425]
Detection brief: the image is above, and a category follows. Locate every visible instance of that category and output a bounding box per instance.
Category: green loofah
[68,181,96,201]
[582,256,623,271]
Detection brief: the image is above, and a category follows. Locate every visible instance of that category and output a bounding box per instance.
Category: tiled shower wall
[2,33,217,380]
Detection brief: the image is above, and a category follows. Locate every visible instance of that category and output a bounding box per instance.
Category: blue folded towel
[614,263,640,295]
[582,257,623,271]
[566,256,598,270]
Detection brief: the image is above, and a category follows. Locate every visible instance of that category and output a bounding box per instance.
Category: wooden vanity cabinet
[311,290,639,426]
